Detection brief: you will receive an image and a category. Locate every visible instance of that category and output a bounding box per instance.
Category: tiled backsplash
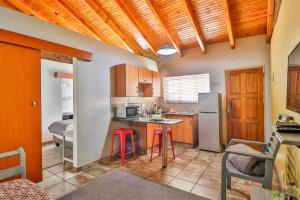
[158,98,198,113]
[111,96,199,117]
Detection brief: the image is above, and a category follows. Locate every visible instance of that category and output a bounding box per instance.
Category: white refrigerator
[198,92,222,152]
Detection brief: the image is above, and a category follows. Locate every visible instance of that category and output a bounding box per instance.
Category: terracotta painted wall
[270,0,300,193]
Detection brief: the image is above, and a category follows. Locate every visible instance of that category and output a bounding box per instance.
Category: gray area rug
[59,170,207,200]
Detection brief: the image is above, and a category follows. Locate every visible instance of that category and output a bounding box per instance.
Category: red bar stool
[110,128,136,166]
[150,128,175,162]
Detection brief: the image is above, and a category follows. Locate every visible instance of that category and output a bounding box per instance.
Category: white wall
[41,59,73,142]
[288,43,300,65]
[0,7,157,168]
[270,0,300,188]
[159,35,271,142]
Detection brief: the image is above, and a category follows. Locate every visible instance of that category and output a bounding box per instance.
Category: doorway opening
[41,51,74,169]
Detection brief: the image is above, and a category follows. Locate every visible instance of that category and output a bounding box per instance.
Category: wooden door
[126,65,139,96]
[138,68,152,84]
[225,67,264,144]
[287,66,300,113]
[0,42,42,182]
[152,71,161,97]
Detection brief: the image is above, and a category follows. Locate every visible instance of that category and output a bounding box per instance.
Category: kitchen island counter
[112,117,183,168]
[112,117,183,125]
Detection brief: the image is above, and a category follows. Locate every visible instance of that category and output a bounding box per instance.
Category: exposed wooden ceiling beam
[146,0,183,56]
[83,0,146,56]
[56,0,108,43]
[115,0,159,57]
[7,0,75,31]
[33,1,75,30]
[266,0,274,43]
[7,0,42,17]
[1,0,27,14]
[182,0,206,53]
[221,0,235,49]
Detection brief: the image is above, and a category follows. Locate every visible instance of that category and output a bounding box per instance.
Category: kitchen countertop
[163,112,198,116]
[112,117,183,125]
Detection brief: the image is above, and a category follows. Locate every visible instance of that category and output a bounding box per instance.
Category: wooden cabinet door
[182,117,193,144]
[114,64,138,97]
[126,65,139,96]
[225,67,264,144]
[138,68,152,84]
[152,71,161,97]
[165,115,193,144]
[0,42,42,182]
[114,64,126,97]
[146,124,162,149]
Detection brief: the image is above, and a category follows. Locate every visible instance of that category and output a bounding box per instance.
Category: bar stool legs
[150,128,175,162]
[110,128,136,166]
[130,132,136,160]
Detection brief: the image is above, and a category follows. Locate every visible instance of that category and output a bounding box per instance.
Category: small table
[148,119,183,168]
[271,125,300,147]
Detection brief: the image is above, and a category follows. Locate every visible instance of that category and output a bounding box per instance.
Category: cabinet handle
[226,107,230,115]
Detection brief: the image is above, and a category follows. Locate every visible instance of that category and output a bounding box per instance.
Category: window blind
[163,73,210,103]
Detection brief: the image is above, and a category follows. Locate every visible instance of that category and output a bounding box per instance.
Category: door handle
[226,107,230,115]
[32,101,37,107]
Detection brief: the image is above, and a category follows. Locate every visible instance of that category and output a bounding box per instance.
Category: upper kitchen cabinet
[138,68,152,84]
[111,64,161,97]
[113,64,139,97]
[152,71,161,97]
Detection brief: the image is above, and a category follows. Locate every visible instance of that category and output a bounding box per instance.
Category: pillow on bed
[228,144,264,176]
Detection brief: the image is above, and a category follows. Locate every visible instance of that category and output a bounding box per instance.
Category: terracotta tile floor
[40,145,280,200]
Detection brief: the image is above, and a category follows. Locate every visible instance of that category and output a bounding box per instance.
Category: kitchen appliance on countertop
[198,92,222,152]
[116,104,139,118]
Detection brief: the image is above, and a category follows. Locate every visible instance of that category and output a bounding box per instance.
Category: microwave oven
[116,105,139,118]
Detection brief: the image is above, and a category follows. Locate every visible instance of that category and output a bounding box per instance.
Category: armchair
[220,132,282,200]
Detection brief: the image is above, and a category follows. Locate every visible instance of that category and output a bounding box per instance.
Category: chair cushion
[0,179,53,200]
[228,144,265,176]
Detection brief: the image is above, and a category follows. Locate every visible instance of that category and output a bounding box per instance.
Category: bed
[0,148,53,200]
[48,119,74,164]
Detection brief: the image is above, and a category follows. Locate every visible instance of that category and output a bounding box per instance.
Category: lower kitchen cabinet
[164,114,199,147]
[129,114,198,154]
[128,122,161,151]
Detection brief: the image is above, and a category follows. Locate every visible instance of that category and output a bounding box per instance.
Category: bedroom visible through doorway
[41,51,74,169]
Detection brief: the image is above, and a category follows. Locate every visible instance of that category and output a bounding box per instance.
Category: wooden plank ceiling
[0,0,273,60]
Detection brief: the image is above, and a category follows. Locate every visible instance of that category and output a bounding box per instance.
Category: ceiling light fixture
[157,43,177,56]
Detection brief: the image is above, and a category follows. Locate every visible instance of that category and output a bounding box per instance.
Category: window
[163,73,210,103]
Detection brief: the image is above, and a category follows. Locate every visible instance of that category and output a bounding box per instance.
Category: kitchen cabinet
[111,64,161,97]
[146,123,162,149]
[152,71,161,97]
[128,122,161,150]
[113,64,139,97]
[138,68,152,84]
[164,114,198,147]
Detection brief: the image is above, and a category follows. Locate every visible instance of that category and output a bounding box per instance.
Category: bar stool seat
[110,128,136,166]
[150,128,175,162]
